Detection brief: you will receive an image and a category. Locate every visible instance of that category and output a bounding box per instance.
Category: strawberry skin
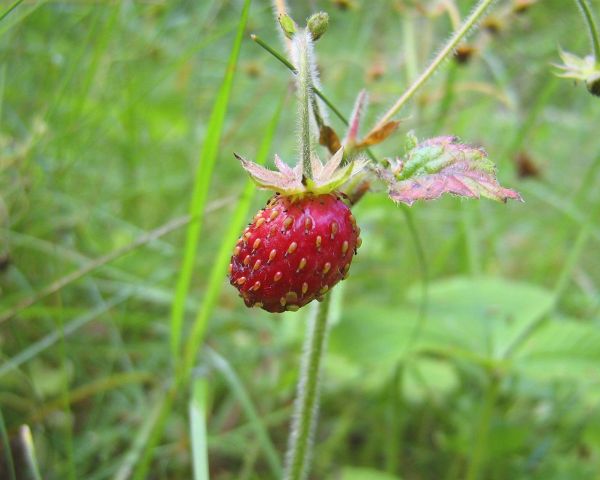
[229,192,361,313]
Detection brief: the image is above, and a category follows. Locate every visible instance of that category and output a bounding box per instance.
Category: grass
[1,0,600,479]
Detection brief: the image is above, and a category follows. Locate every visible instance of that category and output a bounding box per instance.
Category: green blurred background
[1,0,599,479]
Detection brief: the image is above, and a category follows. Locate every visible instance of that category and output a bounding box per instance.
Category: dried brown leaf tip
[344,90,401,150]
[376,134,523,206]
[356,121,400,148]
[513,0,538,14]
[514,151,541,179]
[454,44,477,64]
[319,125,342,154]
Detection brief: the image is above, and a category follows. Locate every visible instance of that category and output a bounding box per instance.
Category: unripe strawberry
[229,192,361,313]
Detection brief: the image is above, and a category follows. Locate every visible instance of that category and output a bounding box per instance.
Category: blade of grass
[190,378,210,480]
[114,395,168,480]
[501,221,593,359]
[170,0,252,359]
[0,290,131,377]
[1,197,230,317]
[207,348,283,478]
[0,214,190,324]
[519,182,600,243]
[0,408,16,480]
[179,91,285,379]
[26,372,154,425]
[0,0,24,24]
[54,289,76,480]
[130,88,283,480]
[20,425,42,480]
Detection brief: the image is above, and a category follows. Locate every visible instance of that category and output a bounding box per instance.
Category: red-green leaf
[379,136,522,206]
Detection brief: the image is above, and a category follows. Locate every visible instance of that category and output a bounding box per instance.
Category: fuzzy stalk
[295,30,313,180]
[574,0,600,62]
[369,0,497,134]
[251,34,348,125]
[284,295,331,480]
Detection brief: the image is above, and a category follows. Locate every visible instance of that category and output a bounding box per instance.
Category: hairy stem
[295,30,313,180]
[369,0,497,134]
[574,0,600,61]
[251,34,348,125]
[284,295,331,480]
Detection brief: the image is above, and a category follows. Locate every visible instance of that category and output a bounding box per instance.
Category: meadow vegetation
[1,0,599,479]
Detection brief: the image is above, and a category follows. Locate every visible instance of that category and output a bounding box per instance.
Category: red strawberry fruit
[229,148,365,312]
[229,192,361,312]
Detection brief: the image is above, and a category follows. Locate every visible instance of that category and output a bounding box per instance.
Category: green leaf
[379,136,522,205]
[514,319,600,382]
[405,276,555,359]
[329,277,556,383]
[402,358,459,403]
[328,303,421,389]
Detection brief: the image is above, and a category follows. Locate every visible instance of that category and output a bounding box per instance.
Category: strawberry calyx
[234,147,366,198]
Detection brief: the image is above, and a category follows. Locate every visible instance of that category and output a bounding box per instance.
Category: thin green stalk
[501,222,592,359]
[296,30,313,180]
[189,378,210,480]
[433,61,459,132]
[461,203,482,276]
[0,0,24,23]
[250,33,381,166]
[370,0,498,134]
[466,374,500,480]
[131,85,283,480]
[400,206,429,348]
[574,0,600,61]
[250,34,349,125]
[207,348,283,477]
[284,295,332,480]
[114,394,166,480]
[0,214,193,324]
[53,287,76,480]
[170,0,251,359]
[179,92,284,382]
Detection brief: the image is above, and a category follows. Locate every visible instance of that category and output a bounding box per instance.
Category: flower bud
[278,13,296,39]
[586,71,600,97]
[307,12,329,41]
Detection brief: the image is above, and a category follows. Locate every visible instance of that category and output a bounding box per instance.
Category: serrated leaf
[382,136,522,205]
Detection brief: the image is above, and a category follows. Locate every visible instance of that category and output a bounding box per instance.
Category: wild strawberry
[229,192,361,312]
[230,147,365,312]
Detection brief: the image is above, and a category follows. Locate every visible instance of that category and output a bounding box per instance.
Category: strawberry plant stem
[296,30,313,180]
[574,0,600,61]
[250,34,349,126]
[284,295,331,480]
[369,0,497,135]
